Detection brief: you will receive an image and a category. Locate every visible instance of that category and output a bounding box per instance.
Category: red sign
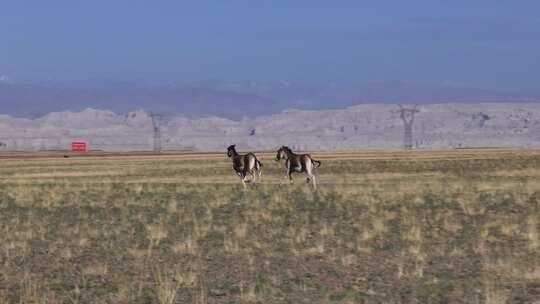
[71,142,87,152]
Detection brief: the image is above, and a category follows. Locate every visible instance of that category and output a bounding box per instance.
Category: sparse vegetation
[0,149,539,303]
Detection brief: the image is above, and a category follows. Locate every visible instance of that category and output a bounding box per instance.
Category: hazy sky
[1,1,540,89]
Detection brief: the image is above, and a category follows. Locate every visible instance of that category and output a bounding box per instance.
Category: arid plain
[0,149,539,303]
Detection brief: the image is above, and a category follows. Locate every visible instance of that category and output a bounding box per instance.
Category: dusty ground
[0,149,539,303]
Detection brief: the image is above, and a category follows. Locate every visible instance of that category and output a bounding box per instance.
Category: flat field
[0,149,539,303]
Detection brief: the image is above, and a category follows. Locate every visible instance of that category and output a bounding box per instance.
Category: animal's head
[227,145,236,158]
[275,146,289,161]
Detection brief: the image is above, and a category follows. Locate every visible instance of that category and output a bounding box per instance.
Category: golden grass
[0,149,539,303]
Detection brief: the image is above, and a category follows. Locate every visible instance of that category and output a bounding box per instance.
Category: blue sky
[1,1,539,89]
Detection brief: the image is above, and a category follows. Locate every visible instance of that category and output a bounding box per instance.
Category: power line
[150,112,163,153]
[398,104,419,150]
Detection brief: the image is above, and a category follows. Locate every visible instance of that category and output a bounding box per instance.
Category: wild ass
[275,146,321,189]
[227,145,262,187]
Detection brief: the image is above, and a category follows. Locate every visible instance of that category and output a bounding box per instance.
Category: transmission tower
[150,112,163,153]
[398,105,419,149]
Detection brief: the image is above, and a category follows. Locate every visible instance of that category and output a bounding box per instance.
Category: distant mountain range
[1,80,539,119]
[1,103,540,151]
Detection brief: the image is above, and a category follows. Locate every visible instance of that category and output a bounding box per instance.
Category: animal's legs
[242,170,252,183]
[306,164,317,190]
[238,172,247,189]
[281,167,293,185]
[256,167,262,182]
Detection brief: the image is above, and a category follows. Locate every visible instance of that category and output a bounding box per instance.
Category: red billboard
[71,141,87,152]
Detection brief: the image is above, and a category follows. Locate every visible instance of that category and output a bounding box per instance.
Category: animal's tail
[256,159,263,168]
[312,159,322,168]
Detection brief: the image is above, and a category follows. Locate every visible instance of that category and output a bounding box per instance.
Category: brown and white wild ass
[275,146,321,189]
[227,145,262,188]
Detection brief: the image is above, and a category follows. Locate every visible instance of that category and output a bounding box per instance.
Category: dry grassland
[0,149,539,303]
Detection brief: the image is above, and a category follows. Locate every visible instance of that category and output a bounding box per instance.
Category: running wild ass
[227,145,262,187]
[275,146,321,189]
